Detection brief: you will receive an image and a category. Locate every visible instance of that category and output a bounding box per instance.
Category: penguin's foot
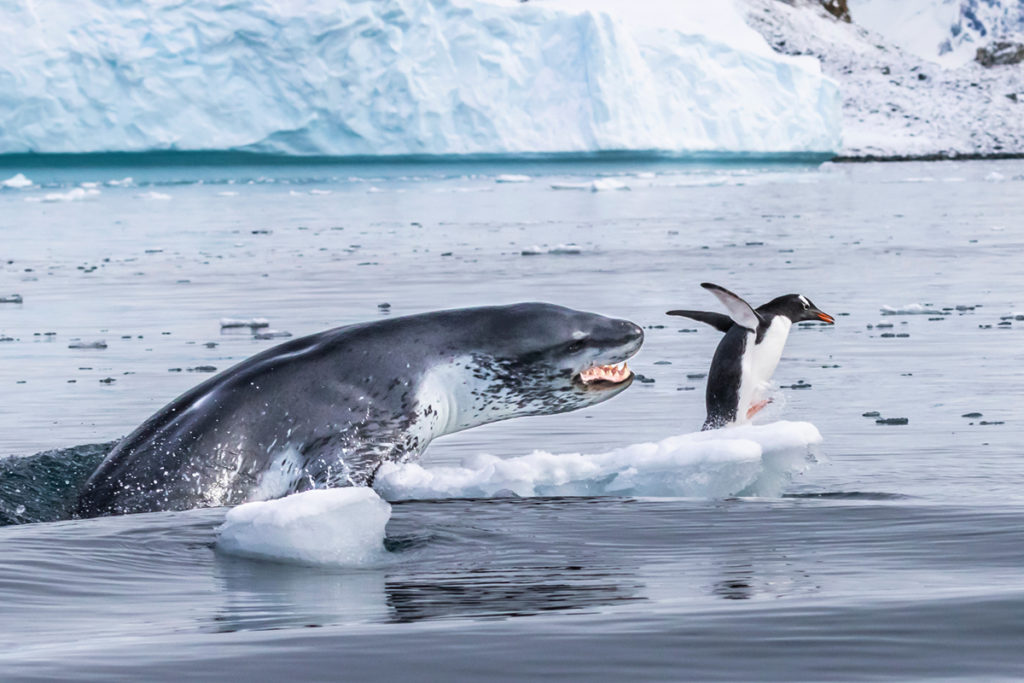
[746,399,772,419]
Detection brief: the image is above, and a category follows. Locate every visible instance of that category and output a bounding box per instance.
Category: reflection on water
[385,566,642,623]
[212,552,642,630]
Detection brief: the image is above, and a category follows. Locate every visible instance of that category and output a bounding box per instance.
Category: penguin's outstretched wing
[665,309,734,333]
[701,282,761,330]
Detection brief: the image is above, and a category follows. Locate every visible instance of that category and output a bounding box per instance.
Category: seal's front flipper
[665,309,734,333]
[701,283,761,331]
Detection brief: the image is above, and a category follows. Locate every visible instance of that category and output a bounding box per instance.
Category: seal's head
[424,303,644,432]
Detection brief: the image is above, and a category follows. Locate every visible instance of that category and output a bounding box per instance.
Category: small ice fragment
[137,191,172,200]
[875,417,909,425]
[0,294,23,304]
[495,174,531,183]
[547,244,582,255]
[589,178,630,192]
[68,340,107,349]
[26,188,100,203]
[220,318,270,329]
[880,304,943,316]
[218,191,239,197]
[254,330,292,340]
[188,365,217,373]
[215,488,390,566]
[985,171,1005,182]
[1,173,33,189]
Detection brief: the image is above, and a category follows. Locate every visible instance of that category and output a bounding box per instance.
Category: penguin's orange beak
[816,311,835,324]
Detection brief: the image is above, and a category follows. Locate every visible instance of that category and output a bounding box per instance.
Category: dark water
[2,158,1024,680]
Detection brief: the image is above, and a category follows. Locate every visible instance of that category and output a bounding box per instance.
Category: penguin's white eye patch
[799,295,810,309]
[572,330,587,340]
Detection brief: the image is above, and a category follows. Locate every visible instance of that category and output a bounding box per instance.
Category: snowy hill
[0,0,840,157]
[743,0,1024,158]
[849,0,1024,66]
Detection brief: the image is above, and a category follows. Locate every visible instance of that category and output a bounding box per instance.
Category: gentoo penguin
[668,282,834,430]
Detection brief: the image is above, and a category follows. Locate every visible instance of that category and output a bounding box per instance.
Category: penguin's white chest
[736,317,792,421]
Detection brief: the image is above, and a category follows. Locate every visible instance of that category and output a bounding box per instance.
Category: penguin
[668,282,835,430]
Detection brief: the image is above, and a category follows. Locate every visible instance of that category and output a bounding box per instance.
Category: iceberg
[0,0,840,157]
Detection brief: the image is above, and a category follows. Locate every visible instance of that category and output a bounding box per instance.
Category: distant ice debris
[1,173,32,189]
[136,191,171,200]
[495,174,531,183]
[68,340,107,349]
[374,421,822,501]
[254,330,293,340]
[550,179,630,192]
[25,188,100,203]
[880,304,944,316]
[220,317,269,329]
[215,488,390,567]
[0,294,23,304]
[521,244,584,256]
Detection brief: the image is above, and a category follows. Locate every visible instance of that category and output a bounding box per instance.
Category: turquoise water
[2,157,1024,680]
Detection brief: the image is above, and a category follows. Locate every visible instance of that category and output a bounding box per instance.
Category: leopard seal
[74,303,643,517]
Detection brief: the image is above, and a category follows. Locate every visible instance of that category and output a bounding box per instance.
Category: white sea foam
[374,421,822,501]
[215,488,391,566]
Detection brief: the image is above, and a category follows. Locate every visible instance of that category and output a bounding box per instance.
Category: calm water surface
[1,157,1023,680]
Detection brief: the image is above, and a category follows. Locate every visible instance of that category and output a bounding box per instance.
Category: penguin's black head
[763,294,835,324]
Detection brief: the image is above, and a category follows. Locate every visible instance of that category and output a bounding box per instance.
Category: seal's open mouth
[576,362,632,387]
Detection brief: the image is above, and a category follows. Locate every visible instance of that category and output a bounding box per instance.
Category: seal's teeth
[579,361,631,385]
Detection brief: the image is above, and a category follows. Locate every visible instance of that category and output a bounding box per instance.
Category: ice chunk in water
[215,488,390,567]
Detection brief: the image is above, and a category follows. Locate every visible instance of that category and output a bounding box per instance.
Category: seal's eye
[566,340,586,354]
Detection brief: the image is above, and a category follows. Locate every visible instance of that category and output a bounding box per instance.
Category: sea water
[1,156,1023,680]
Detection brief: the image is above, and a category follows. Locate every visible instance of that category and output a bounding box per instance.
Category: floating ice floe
[25,188,100,203]
[374,421,822,501]
[495,174,531,183]
[1,173,33,189]
[0,294,23,304]
[215,487,391,566]
[136,191,171,200]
